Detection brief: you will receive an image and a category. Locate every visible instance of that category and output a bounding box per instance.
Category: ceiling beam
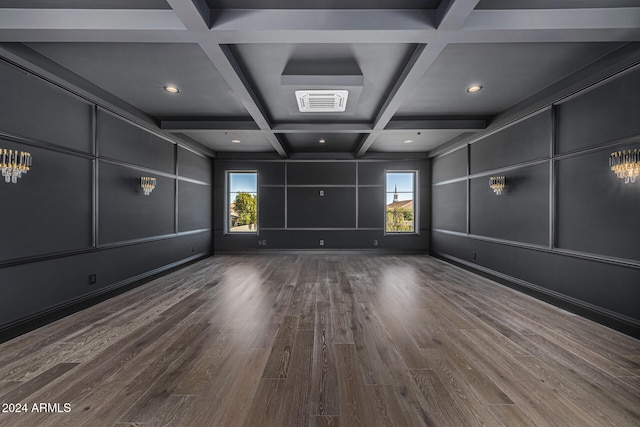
[272,123,373,133]
[160,119,259,131]
[0,9,185,30]
[385,118,487,131]
[197,43,287,157]
[437,0,480,30]
[2,7,640,43]
[166,0,211,30]
[355,41,448,157]
[465,8,640,31]
[212,9,435,32]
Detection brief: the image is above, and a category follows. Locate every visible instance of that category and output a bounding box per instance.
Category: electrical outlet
[319,239,324,246]
[319,190,324,197]
[374,240,378,246]
[263,240,267,246]
[89,274,97,285]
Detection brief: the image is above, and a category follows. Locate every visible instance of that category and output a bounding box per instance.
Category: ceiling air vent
[295,90,349,113]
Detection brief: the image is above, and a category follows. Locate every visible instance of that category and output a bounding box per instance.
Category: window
[385,171,416,233]
[227,171,258,233]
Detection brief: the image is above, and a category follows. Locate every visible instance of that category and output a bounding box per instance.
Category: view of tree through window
[228,172,257,233]
[386,172,415,233]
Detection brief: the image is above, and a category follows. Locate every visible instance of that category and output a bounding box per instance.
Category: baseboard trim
[214,249,427,256]
[0,252,212,344]
[431,251,640,339]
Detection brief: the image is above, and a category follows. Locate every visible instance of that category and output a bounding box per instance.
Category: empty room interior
[1,1,640,426]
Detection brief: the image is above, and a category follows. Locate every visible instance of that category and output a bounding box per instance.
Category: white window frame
[384,170,418,235]
[226,170,259,234]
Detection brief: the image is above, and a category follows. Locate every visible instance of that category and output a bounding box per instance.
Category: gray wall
[0,59,212,332]
[431,66,640,335]
[214,159,429,252]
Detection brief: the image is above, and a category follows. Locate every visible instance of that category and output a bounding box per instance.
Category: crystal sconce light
[489,176,505,195]
[141,176,156,195]
[609,149,639,184]
[1,148,32,183]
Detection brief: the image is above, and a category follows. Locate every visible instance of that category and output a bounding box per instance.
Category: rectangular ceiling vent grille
[295,90,349,112]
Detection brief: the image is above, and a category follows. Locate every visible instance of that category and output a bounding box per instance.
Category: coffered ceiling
[0,0,639,158]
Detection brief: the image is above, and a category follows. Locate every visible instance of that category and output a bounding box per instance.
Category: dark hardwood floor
[0,255,638,426]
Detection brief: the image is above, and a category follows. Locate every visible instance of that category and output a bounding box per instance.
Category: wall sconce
[609,149,639,184]
[140,176,156,195]
[1,148,32,184]
[489,176,505,195]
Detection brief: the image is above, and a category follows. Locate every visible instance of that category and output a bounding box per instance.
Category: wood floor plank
[262,315,298,379]
[314,415,340,427]
[423,347,509,426]
[434,333,514,405]
[242,379,284,427]
[146,395,195,427]
[8,296,208,426]
[459,328,612,427]
[0,254,637,426]
[516,354,638,427]
[207,348,270,427]
[277,329,315,427]
[335,343,377,427]
[489,404,537,427]
[311,301,339,416]
[411,369,469,426]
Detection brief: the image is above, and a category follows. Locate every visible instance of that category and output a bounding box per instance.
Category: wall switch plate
[89,274,97,285]
[374,240,378,246]
[319,239,324,246]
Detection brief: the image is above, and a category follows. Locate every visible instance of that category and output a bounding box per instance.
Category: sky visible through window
[386,172,414,204]
[229,173,257,194]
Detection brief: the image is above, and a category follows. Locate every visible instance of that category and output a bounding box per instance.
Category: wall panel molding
[0,55,213,334]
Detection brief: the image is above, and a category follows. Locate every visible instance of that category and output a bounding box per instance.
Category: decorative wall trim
[215,249,426,256]
[97,229,212,250]
[432,229,640,269]
[0,229,212,268]
[0,130,94,159]
[0,252,211,343]
[431,251,640,339]
[433,158,552,186]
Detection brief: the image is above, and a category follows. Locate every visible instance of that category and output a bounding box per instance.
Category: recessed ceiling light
[466,85,483,93]
[164,85,179,93]
[231,139,241,144]
[318,139,326,144]
[404,139,413,144]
